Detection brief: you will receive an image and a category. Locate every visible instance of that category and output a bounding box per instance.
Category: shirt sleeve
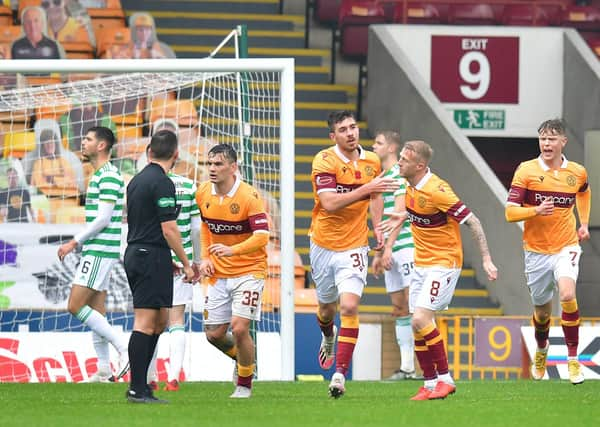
[190,183,200,217]
[98,172,122,204]
[247,187,270,233]
[507,163,527,206]
[432,180,472,224]
[153,176,178,223]
[312,151,337,194]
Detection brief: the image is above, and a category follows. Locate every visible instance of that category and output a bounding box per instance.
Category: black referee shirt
[126,162,178,248]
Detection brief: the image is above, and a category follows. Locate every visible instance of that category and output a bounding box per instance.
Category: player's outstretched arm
[318,173,400,213]
[465,214,498,281]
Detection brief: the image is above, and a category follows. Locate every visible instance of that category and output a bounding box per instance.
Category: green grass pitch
[1,380,598,427]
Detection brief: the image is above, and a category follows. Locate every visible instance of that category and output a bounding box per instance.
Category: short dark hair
[208,144,237,164]
[538,118,566,136]
[150,129,178,160]
[327,110,355,133]
[87,126,115,153]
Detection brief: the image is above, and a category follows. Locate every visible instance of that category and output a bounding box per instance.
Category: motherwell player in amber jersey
[506,119,591,385]
[196,144,269,399]
[309,111,400,399]
[380,140,497,401]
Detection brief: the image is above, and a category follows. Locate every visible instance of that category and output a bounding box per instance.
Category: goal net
[0,57,295,382]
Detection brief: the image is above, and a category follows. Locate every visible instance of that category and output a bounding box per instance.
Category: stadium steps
[120,0,502,315]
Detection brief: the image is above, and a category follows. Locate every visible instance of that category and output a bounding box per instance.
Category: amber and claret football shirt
[507,157,589,254]
[309,145,381,251]
[406,170,472,268]
[196,177,269,278]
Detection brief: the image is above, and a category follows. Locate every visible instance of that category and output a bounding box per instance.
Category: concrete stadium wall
[562,29,600,164]
[367,25,531,315]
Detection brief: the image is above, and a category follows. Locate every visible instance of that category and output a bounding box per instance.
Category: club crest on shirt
[365,166,374,177]
[566,175,576,187]
[230,203,240,214]
[418,196,426,208]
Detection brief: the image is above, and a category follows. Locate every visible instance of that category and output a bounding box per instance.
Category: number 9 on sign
[459,51,490,100]
[488,325,511,362]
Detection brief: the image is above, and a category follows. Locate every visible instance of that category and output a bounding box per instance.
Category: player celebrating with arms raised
[506,119,591,385]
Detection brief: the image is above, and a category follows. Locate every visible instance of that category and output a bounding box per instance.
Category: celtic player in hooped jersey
[57,127,129,382]
[371,131,417,380]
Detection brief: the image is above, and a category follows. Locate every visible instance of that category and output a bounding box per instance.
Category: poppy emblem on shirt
[567,175,576,187]
[230,203,240,214]
[355,171,361,179]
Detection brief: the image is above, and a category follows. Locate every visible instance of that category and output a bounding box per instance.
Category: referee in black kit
[124,129,194,404]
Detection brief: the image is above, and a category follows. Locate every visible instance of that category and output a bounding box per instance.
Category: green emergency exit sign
[453,110,505,130]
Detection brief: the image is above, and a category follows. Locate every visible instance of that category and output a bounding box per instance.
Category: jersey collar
[412,168,433,190]
[537,155,568,171]
[211,174,241,197]
[334,144,365,163]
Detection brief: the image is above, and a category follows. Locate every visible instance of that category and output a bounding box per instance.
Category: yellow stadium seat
[294,288,318,313]
[149,99,199,127]
[3,131,36,158]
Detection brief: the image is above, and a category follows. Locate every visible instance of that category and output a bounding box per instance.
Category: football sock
[76,305,127,353]
[237,363,254,388]
[317,312,334,338]
[533,313,550,349]
[420,324,449,376]
[168,324,186,382]
[92,331,110,373]
[561,299,580,358]
[414,330,436,381]
[147,345,158,383]
[335,314,359,376]
[128,330,153,395]
[396,316,415,373]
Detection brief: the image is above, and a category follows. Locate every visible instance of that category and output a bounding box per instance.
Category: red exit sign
[431,35,519,104]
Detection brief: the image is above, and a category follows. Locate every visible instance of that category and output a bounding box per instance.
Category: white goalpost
[0,58,295,382]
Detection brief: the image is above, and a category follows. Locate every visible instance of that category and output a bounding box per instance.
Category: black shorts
[124,244,173,309]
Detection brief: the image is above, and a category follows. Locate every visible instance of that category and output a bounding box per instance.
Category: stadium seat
[87,0,125,27]
[95,26,131,58]
[0,26,22,44]
[314,0,343,25]
[338,0,387,60]
[149,99,199,127]
[561,5,600,31]
[3,131,36,159]
[0,4,11,26]
[392,2,448,24]
[500,4,562,27]
[61,26,94,59]
[294,288,318,313]
[447,3,497,25]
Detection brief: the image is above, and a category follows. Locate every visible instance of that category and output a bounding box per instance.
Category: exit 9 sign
[431,35,519,104]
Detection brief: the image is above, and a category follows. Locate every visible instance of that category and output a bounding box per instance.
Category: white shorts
[524,245,581,306]
[384,247,415,293]
[172,274,193,306]
[73,254,117,291]
[310,240,369,304]
[409,266,461,313]
[203,274,264,325]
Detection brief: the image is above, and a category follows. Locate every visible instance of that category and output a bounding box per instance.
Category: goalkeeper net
[0,57,295,382]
